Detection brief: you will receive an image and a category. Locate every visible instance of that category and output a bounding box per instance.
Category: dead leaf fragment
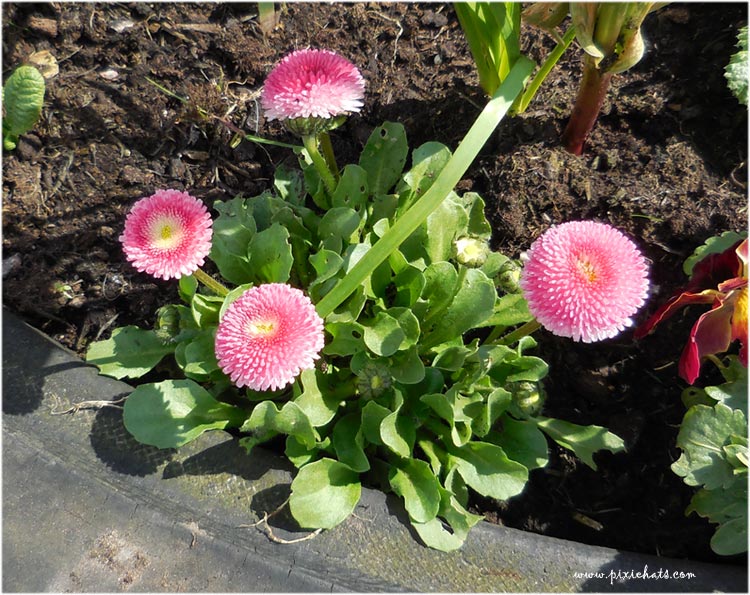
[27,50,59,79]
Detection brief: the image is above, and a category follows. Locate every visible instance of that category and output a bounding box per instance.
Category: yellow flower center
[150,215,182,249]
[577,258,598,283]
[247,320,276,337]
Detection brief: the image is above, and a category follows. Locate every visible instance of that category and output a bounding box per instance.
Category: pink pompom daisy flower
[520,221,649,343]
[215,283,325,391]
[120,189,213,280]
[261,48,365,122]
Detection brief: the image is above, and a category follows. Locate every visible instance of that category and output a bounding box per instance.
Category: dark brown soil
[3,2,747,564]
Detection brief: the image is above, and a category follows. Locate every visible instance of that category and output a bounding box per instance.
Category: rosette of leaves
[87,122,625,551]
[673,356,748,556]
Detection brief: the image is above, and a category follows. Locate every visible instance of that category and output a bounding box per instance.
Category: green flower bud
[284,114,347,136]
[356,360,393,399]
[507,381,546,419]
[454,236,490,268]
[154,304,181,344]
[497,259,522,294]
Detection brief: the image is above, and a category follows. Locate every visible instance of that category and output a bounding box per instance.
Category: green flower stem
[302,134,337,196]
[318,131,340,179]
[512,26,576,115]
[193,268,230,297]
[496,319,542,346]
[315,56,535,319]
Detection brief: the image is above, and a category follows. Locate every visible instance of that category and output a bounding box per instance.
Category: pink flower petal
[520,221,649,343]
[261,48,365,121]
[120,189,213,280]
[215,284,325,391]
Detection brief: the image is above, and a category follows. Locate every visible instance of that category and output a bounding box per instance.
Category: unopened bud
[497,260,522,294]
[455,236,490,268]
[507,381,546,419]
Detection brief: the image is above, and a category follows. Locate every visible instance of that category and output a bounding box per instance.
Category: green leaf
[86,326,174,379]
[361,401,391,446]
[424,193,468,263]
[123,379,245,449]
[725,25,748,106]
[319,207,361,241]
[294,368,341,427]
[332,413,370,473]
[704,356,748,416]
[483,293,533,328]
[389,346,425,384]
[191,293,223,327]
[358,122,408,195]
[410,486,484,552]
[323,321,364,356]
[422,268,497,350]
[362,311,406,357]
[535,416,626,471]
[241,400,317,450]
[289,458,361,529]
[177,330,220,380]
[489,416,549,470]
[671,403,747,490]
[3,65,45,150]
[210,197,257,285]
[447,441,528,500]
[331,164,369,211]
[420,261,458,320]
[247,223,293,283]
[389,458,441,523]
[687,478,748,556]
[683,231,747,277]
[398,141,452,210]
[380,409,415,458]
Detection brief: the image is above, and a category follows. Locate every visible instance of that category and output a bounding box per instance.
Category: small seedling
[3,64,45,151]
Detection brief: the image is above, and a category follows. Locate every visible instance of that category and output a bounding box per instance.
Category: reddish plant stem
[562,55,613,156]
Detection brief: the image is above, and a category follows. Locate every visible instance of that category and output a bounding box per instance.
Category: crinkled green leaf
[123,379,245,449]
[358,122,408,195]
[536,416,626,471]
[671,403,747,490]
[289,458,361,529]
[389,458,441,523]
[3,65,45,150]
[86,326,174,379]
[704,356,748,416]
[725,25,748,106]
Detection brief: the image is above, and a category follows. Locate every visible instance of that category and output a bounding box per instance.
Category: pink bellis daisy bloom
[261,48,365,123]
[520,221,650,343]
[215,283,325,392]
[120,189,213,280]
[635,238,747,384]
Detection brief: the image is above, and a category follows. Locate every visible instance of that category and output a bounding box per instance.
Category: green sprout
[725,25,748,106]
[3,64,46,151]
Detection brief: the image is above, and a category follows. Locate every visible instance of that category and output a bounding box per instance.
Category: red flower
[634,239,748,384]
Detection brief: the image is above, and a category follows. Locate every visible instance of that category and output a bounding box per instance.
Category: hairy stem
[193,268,230,297]
[302,135,337,198]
